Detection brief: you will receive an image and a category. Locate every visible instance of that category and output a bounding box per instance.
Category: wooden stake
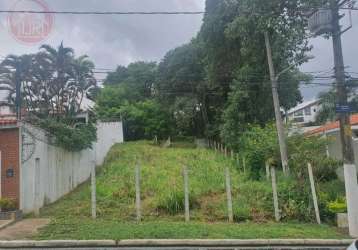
[243,157,246,173]
[308,163,321,224]
[225,167,234,222]
[270,166,280,222]
[265,161,270,181]
[183,166,190,222]
[34,158,40,217]
[135,164,141,222]
[91,163,96,219]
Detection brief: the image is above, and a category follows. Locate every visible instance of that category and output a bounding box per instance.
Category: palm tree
[0,54,35,116]
[39,42,74,115]
[68,55,97,114]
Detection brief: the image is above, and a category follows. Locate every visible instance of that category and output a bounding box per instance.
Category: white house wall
[326,131,358,172]
[20,122,123,213]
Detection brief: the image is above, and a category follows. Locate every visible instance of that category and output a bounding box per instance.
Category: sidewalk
[0,219,50,240]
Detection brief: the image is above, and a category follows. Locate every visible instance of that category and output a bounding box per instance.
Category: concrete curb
[0,239,354,248]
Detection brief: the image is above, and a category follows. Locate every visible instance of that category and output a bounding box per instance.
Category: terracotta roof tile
[307,114,358,135]
[0,119,17,126]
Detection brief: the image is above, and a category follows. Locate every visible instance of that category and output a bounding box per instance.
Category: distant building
[286,100,320,125]
[0,101,15,119]
[306,114,358,172]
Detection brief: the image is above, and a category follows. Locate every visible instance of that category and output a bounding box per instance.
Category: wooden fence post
[270,166,280,222]
[243,157,246,173]
[34,158,41,217]
[265,161,270,181]
[225,167,234,222]
[135,164,141,222]
[183,166,190,222]
[91,162,96,219]
[308,163,321,224]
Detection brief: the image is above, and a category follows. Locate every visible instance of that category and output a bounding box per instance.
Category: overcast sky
[0,0,357,102]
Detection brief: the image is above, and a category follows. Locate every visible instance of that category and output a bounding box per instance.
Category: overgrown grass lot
[37,141,348,240]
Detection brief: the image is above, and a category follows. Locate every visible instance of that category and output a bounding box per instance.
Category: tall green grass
[42,141,274,222]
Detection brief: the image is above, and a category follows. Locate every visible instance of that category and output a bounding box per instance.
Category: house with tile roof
[306,114,358,171]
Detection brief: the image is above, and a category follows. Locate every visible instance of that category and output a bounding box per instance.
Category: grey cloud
[0,0,357,101]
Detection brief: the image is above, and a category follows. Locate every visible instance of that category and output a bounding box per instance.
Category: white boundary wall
[20,122,123,213]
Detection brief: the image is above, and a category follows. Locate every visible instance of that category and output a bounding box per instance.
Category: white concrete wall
[326,131,358,171]
[95,122,123,166]
[20,121,123,213]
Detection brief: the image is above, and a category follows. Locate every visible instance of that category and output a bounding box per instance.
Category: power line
[0,10,205,15]
[0,7,357,16]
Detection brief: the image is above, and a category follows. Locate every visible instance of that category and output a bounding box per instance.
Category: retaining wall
[20,122,123,213]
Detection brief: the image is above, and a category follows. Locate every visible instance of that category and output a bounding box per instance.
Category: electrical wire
[0,10,205,15]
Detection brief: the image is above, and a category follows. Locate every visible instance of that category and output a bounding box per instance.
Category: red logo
[7,0,54,45]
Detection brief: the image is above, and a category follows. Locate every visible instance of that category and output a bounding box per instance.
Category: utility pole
[330,0,358,237]
[331,0,355,164]
[264,32,289,175]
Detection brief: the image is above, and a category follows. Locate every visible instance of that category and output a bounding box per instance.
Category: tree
[316,83,358,124]
[0,43,97,118]
[70,55,97,114]
[0,43,98,151]
[156,40,209,137]
[0,54,35,112]
[121,100,173,140]
[198,0,318,147]
[104,66,129,85]
[96,61,172,140]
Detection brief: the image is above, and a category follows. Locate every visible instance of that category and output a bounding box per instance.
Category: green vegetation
[95,0,326,142]
[328,198,347,214]
[37,220,346,240]
[0,43,98,151]
[0,198,17,212]
[37,119,97,152]
[37,141,347,239]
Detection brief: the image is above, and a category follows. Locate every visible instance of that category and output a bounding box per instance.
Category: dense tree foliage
[316,83,358,124]
[96,0,326,144]
[0,43,98,151]
[96,62,173,140]
[0,43,97,118]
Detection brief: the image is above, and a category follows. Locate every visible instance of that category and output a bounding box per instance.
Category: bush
[157,190,198,215]
[0,198,17,212]
[37,119,97,152]
[277,178,315,222]
[327,197,347,214]
[233,205,251,222]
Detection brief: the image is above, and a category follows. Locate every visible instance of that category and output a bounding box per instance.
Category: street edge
[0,239,354,248]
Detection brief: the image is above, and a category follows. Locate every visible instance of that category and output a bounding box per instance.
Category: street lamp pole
[264,32,313,175]
[264,32,289,175]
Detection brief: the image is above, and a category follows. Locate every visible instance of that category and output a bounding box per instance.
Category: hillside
[37,141,347,239]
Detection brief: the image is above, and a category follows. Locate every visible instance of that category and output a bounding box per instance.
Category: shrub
[327,197,347,214]
[233,205,251,222]
[157,190,198,215]
[0,198,17,212]
[37,119,97,152]
[278,178,314,222]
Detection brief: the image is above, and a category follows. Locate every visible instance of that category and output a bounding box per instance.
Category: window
[304,107,311,116]
[294,110,303,117]
[293,117,304,123]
